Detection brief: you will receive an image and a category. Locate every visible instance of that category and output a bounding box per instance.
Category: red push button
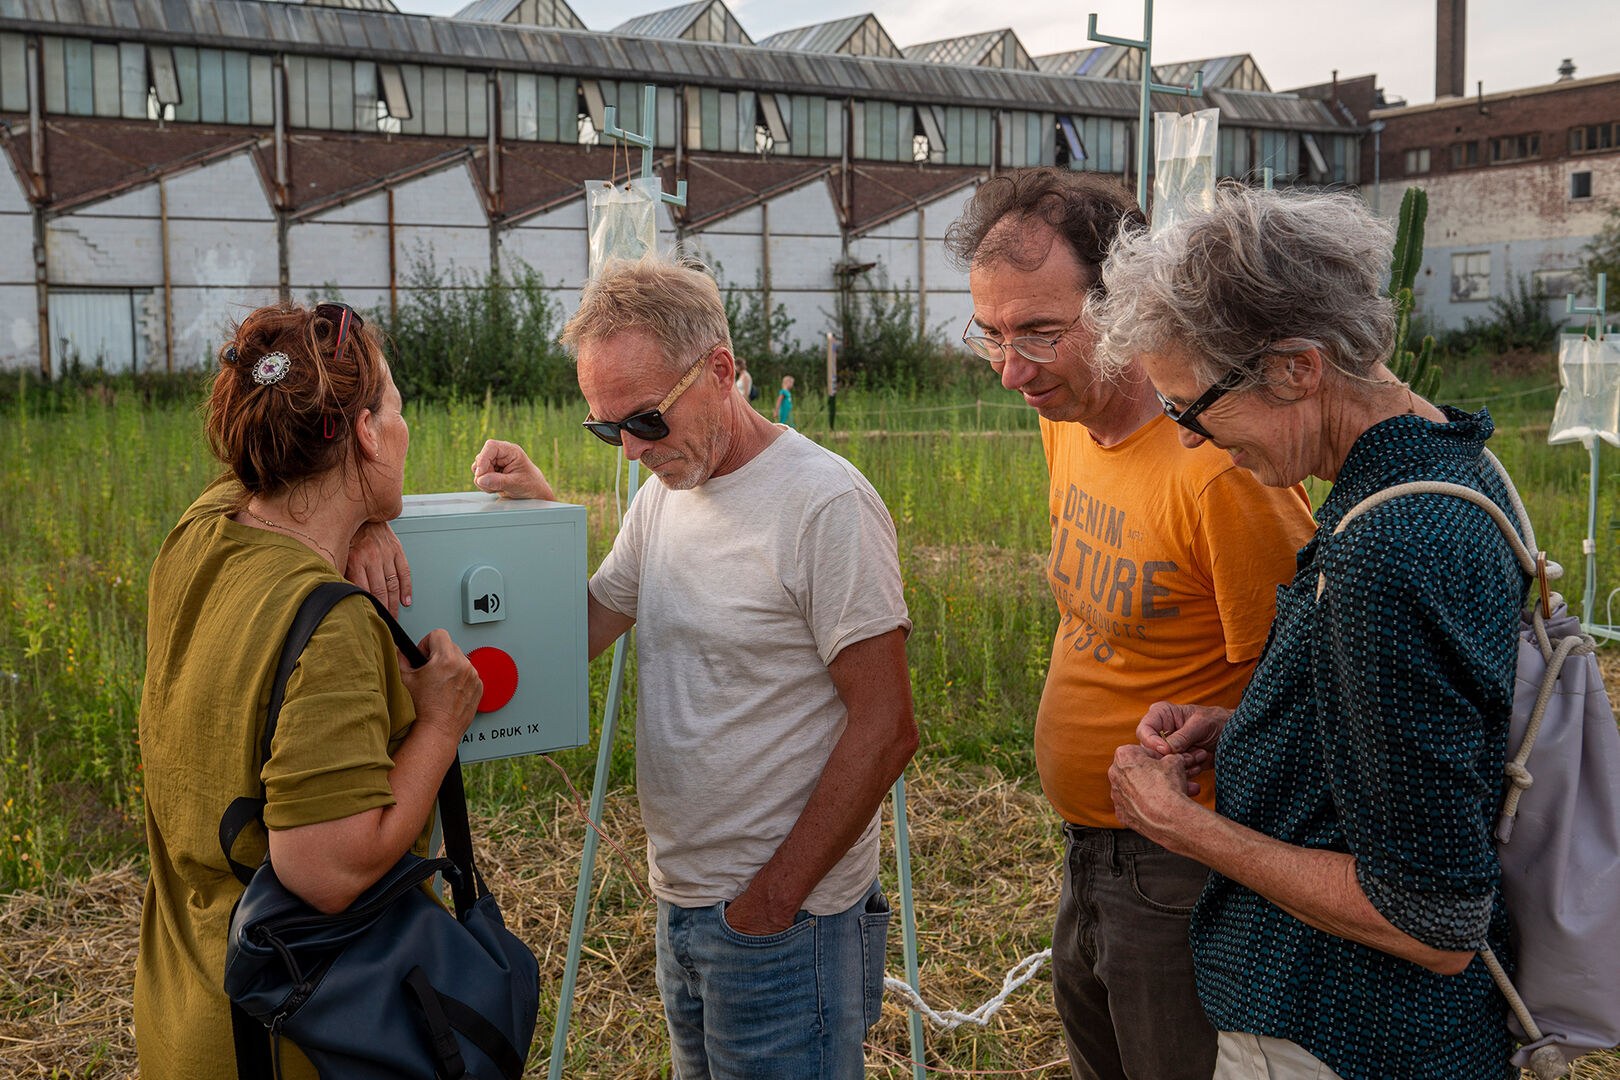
[467,646,519,713]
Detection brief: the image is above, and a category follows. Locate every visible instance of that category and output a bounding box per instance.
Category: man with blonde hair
[473,256,917,1079]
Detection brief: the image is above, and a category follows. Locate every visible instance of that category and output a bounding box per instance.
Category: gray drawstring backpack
[1323,450,1620,1080]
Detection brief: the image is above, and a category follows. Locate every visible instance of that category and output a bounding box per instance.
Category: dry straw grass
[2,759,1617,1079]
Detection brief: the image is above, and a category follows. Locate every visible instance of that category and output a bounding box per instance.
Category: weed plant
[0,347,1610,895]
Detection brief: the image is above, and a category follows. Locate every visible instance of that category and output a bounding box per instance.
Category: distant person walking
[777,375,795,428]
[734,356,755,403]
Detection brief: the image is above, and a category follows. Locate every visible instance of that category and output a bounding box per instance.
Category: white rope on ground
[884,949,1052,1031]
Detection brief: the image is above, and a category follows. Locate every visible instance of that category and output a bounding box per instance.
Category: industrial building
[0,0,1365,375]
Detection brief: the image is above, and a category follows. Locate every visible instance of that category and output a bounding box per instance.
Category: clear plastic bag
[1151,108,1219,235]
[586,176,661,278]
[1548,334,1620,449]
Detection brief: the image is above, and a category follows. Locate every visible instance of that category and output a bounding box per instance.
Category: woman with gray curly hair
[1093,186,1527,1080]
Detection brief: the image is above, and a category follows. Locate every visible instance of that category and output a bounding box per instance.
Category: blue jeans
[655,879,890,1080]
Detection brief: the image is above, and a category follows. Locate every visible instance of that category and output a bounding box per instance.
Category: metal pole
[892,775,926,1080]
[160,177,174,373]
[1135,0,1152,209]
[547,478,636,1080]
[551,86,679,1077]
[1087,1,1202,212]
[1585,439,1600,628]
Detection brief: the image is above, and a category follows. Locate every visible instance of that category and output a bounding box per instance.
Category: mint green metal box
[391,493,590,763]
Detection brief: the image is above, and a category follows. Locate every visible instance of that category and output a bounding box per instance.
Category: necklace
[245,507,340,567]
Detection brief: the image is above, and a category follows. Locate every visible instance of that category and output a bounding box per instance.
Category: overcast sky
[396,0,1613,107]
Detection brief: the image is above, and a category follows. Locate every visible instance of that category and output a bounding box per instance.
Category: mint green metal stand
[547,88,925,1077]
[1565,272,1619,641]
[1087,0,1204,208]
[892,774,928,1080]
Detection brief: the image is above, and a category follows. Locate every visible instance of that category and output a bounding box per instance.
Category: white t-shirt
[589,428,911,914]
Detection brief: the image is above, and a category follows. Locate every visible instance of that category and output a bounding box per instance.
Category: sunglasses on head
[581,347,716,447]
[315,302,363,368]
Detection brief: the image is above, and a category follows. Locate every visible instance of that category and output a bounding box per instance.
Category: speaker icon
[473,592,501,615]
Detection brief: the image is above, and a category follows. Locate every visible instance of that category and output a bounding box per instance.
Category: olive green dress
[135,478,425,1079]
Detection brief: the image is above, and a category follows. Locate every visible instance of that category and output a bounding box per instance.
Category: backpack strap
[1314,452,1597,1078]
[218,580,483,905]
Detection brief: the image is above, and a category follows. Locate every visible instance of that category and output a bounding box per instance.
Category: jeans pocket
[1125,850,1209,914]
[717,903,817,946]
[858,891,892,1030]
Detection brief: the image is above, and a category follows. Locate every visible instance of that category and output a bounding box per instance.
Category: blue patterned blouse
[1190,407,1528,1080]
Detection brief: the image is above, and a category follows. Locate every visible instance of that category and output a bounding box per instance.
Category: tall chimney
[1436,0,1466,99]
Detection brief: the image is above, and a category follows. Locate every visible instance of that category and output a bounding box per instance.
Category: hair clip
[252,352,292,386]
[223,345,239,366]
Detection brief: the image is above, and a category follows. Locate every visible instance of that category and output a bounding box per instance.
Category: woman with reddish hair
[134,302,481,1079]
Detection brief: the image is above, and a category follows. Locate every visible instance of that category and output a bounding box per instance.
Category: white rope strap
[1315,480,1544,603]
[883,949,1052,1031]
[1480,945,1542,1041]
[1498,620,1596,833]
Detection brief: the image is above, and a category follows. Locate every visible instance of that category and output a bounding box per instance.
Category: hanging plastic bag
[586,176,661,278]
[1548,334,1620,449]
[1151,108,1219,235]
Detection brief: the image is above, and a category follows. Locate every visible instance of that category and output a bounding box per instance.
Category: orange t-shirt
[1036,414,1317,827]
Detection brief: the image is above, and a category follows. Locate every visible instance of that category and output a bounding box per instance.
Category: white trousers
[1211,1032,1346,1080]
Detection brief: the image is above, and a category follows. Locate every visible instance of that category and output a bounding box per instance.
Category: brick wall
[1370,72,1620,188]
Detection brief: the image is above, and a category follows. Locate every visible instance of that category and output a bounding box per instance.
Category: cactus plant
[1386,187,1440,399]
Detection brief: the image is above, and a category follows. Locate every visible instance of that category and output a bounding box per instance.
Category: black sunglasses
[1156,369,1245,439]
[582,348,714,447]
[315,302,363,368]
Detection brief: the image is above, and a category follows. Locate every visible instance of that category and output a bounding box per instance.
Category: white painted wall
[0,153,36,368]
[1369,156,1620,330]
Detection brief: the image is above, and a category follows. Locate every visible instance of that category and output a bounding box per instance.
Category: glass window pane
[556,76,575,142]
[198,48,225,124]
[324,59,350,131]
[500,70,516,138]
[467,72,486,138]
[224,50,250,126]
[284,54,305,128]
[64,37,93,116]
[399,64,422,134]
[421,66,445,136]
[305,56,330,129]
[250,54,273,126]
[91,43,119,117]
[701,87,719,151]
[172,46,199,122]
[525,74,546,142]
[379,63,411,120]
[827,99,842,158]
[657,86,676,148]
[0,34,26,112]
[119,42,146,119]
[616,80,639,136]
[442,65,465,137]
[719,90,737,150]
[42,36,65,114]
[353,60,378,131]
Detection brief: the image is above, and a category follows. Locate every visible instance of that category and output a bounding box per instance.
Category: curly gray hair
[1086,185,1397,396]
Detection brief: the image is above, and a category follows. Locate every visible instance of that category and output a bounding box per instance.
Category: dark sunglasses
[315,302,363,368]
[1156,369,1245,439]
[582,348,714,447]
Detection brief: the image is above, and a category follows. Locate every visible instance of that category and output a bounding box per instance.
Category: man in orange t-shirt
[945,169,1315,1080]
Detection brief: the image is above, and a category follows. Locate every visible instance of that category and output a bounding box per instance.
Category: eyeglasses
[1156,370,1245,439]
[962,312,1084,364]
[315,302,363,368]
[581,347,715,446]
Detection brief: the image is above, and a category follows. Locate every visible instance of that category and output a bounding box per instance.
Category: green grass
[0,351,1612,892]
